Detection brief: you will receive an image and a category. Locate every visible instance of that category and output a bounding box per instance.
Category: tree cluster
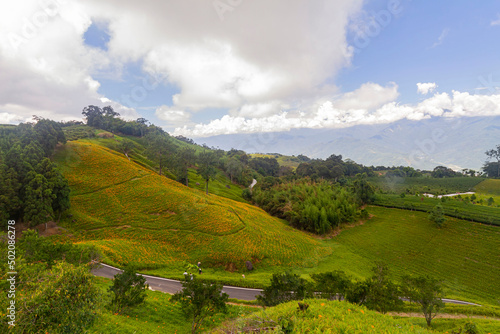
[0,119,70,226]
[252,179,367,234]
[296,154,374,181]
[258,264,445,326]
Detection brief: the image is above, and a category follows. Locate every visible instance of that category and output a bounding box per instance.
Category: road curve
[92,264,482,306]
[92,263,263,300]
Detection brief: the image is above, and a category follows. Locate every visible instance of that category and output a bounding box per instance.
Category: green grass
[186,168,248,203]
[250,153,302,169]
[89,277,255,334]
[307,206,500,306]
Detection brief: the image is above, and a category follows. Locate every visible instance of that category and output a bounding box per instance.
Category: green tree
[197,151,218,194]
[15,262,101,334]
[146,132,172,176]
[118,139,135,160]
[429,204,446,228]
[109,266,148,312]
[364,263,403,314]
[352,173,375,205]
[485,144,500,177]
[226,157,243,183]
[172,276,229,334]
[82,105,104,128]
[401,275,445,327]
[257,272,312,307]
[175,146,196,186]
[23,171,55,226]
[311,270,351,301]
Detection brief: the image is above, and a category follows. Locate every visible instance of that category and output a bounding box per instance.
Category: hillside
[53,140,329,282]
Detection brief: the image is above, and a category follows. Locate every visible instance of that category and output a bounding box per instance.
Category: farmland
[54,140,329,286]
[53,139,500,307]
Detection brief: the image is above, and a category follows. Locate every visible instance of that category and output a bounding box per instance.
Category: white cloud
[333,82,399,110]
[491,14,500,26]
[431,28,450,48]
[0,0,138,124]
[155,105,191,126]
[174,87,500,137]
[417,82,437,95]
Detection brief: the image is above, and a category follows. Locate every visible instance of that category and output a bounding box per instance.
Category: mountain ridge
[195,116,500,171]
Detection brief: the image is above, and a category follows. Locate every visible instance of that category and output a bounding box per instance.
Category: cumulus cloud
[155,105,191,126]
[0,0,138,123]
[417,82,437,95]
[174,88,500,137]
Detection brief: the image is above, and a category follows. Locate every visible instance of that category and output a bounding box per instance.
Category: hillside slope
[54,140,328,275]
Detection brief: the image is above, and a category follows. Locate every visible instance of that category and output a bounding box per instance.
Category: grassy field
[306,206,500,306]
[372,193,500,226]
[53,139,500,306]
[54,140,330,286]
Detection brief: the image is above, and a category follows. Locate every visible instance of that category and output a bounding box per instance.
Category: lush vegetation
[0,119,70,226]
[213,299,437,333]
[53,140,328,281]
[252,179,364,234]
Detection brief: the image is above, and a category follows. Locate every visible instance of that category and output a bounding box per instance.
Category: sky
[0,0,499,137]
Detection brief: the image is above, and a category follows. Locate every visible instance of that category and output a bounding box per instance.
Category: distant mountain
[194,116,500,171]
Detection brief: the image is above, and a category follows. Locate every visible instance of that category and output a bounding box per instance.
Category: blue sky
[1,0,499,136]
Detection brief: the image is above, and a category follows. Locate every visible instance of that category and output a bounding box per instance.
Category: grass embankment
[53,140,329,286]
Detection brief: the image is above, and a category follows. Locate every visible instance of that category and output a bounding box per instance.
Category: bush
[109,266,148,312]
[257,272,312,307]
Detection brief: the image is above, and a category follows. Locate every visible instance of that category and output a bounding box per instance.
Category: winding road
[92,264,481,306]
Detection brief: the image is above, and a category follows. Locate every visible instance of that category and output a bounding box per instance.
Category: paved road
[92,264,481,306]
[92,264,263,300]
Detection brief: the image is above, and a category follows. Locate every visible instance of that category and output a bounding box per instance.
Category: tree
[145,132,172,176]
[311,270,351,301]
[172,276,228,334]
[364,263,403,314]
[226,157,243,183]
[257,272,312,307]
[429,204,446,228]
[119,139,135,160]
[175,146,196,186]
[485,144,500,177]
[82,105,104,128]
[401,275,445,327]
[352,173,375,205]
[16,262,101,334]
[197,151,218,194]
[109,266,148,312]
[23,171,55,226]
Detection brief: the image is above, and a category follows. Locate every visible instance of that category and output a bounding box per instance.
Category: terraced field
[310,206,500,306]
[54,141,329,277]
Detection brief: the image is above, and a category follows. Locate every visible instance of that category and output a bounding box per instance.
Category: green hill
[52,139,500,305]
[53,140,329,285]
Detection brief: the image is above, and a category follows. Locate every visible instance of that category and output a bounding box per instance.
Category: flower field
[55,140,327,272]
